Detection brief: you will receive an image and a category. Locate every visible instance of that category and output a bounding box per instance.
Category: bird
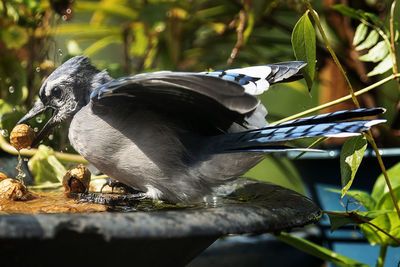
[17,56,385,203]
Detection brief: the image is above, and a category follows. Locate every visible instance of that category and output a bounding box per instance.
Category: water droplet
[35,117,43,123]
[66,8,72,14]
[0,129,8,137]
[8,86,14,94]
[33,127,39,133]
[48,134,54,140]
[58,49,63,57]
[62,15,67,21]
[36,66,41,72]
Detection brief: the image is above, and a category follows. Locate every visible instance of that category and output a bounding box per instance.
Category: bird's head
[17,55,111,146]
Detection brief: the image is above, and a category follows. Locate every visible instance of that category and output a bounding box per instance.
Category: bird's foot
[69,192,147,206]
[100,179,140,194]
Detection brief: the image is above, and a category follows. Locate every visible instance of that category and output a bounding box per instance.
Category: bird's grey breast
[68,101,192,191]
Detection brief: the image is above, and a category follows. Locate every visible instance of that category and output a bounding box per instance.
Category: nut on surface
[63,164,91,194]
[10,124,35,151]
[0,178,34,201]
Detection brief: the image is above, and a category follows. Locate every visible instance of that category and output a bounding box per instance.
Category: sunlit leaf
[291,12,316,90]
[367,54,393,76]
[75,1,138,20]
[340,135,367,198]
[84,35,121,56]
[54,24,120,37]
[353,23,368,46]
[376,186,400,210]
[372,162,400,201]
[130,23,148,57]
[358,41,389,63]
[29,145,67,184]
[360,211,400,247]
[327,210,393,232]
[356,30,379,51]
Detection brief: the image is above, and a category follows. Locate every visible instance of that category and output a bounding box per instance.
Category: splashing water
[15,153,26,185]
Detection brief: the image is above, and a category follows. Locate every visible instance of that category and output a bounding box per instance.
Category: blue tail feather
[211,108,386,154]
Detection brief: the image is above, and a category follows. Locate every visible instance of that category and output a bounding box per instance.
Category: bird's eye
[52,86,62,98]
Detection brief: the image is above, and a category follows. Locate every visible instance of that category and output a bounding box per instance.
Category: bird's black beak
[17,99,58,148]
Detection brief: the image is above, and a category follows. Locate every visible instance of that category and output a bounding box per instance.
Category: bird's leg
[69,192,147,206]
[100,178,141,194]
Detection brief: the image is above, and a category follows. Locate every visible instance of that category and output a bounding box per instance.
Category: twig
[227,10,246,65]
[0,134,87,164]
[323,211,400,246]
[390,1,399,81]
[305,2,360,109]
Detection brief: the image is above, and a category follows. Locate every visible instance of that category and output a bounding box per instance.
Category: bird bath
[0,173,320,266]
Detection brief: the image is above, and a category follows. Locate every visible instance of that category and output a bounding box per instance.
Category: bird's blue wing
[201,61,306,95]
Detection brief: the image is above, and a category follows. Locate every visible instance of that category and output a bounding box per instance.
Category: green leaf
[356,30,379,51]
[360,211,400,247]
[291,12,316,90]
[276,232,369,266]
[327,213,356,232]
[332,5,363,20]
[340,136,367,198]
[327,210,393,233]
[28,145,67,184]
[54,24,120,38]
[353,23,368,46]
[376,185,400,210]
[372,162,400,201]
[367,54,393,76]
[358,41,389,63]
[75,1,138,20]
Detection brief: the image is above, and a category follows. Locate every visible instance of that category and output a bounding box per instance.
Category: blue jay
[18,56,385,203]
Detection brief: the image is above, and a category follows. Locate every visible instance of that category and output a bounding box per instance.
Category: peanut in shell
[63,164,91,194]
[10,124,35,151]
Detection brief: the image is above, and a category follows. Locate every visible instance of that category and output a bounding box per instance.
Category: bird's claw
[100,179,139,194]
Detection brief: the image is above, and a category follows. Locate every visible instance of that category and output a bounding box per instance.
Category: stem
[377,245,387,267]
[390,1,399,81]
[227,9,246,65]
[305,1,360,109]
[0,134,88,164]
[303,1,400,219]
[271,74,400,125]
